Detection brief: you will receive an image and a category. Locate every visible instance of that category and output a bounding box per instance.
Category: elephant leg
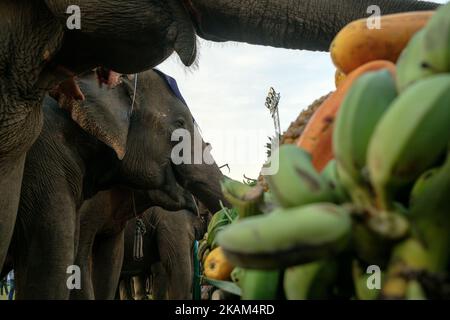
[151,262,169,300]
[16,202,77,300]
[70,231,97,300]
[119,277,133,300]
[0,156,25,269]
[132,275,147,300]
[92,231,125,300]
[157,218,194,300]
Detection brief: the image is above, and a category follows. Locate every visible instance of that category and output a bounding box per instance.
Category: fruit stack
[208,5,450,300]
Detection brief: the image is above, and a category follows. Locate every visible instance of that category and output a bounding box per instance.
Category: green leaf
[204,278,242,296]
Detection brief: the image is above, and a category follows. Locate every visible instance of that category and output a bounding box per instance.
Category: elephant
[0,0,440,270]
[9,69,226,299]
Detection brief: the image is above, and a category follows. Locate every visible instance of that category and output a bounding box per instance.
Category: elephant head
[44,0,439,76]
[55,69,226,213]
[117,70,227,213]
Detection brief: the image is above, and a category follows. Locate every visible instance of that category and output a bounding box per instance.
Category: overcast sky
[159,0,448,181]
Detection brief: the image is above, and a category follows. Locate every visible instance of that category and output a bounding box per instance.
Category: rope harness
[132,193,147,262]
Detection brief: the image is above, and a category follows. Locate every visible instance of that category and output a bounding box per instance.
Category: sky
[159,0,448,181]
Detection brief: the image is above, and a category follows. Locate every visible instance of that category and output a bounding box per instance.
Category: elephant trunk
[174,137,229,214]
[190,0,440,52]
[175,161,228,214]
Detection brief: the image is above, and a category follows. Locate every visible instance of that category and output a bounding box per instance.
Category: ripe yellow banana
[396,30,434,91]
[367,75,450,210]
[218,203,352,269]
[284,260,338,300]
[264,145,334,208]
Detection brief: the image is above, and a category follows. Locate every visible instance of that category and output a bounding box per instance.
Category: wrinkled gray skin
[0,0,440,278]
[10,70,226,299]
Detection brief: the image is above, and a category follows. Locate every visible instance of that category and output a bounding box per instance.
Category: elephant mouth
[48,67,122,107]
[95,68,122,88]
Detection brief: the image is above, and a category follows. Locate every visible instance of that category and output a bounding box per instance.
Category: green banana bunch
[367,75,450,210]
[284,260,338,300]
[410,153,450,273]
[396,30,434,92]
[217,203,352,269]
[421,3,450,73]
[409,167,439,207]
[264,145,334,208]
[321,160,350,204]
[240,269,282,300]
[333,69,397,208]
[221,177,264,218]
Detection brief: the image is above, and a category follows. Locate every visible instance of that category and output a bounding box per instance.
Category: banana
[221,177,264,218]
[334,69,397,183]
[284,260,338,300]
[264,145,334,208]
[333,69,397,207]
[409,167,439,207]
[421,3,450,73]
[241,269,281,300]
[396,30,434,91]
[367,75,450,210]
[410,153,450,273]
[321,160,350,204]
[218,203,352,269]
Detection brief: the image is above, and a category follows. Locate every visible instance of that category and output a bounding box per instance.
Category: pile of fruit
[201,4,450,300]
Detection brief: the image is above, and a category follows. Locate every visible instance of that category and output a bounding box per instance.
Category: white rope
[131,73,138,112]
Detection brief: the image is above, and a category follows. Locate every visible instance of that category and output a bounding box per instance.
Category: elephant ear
[57,72,132,160]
